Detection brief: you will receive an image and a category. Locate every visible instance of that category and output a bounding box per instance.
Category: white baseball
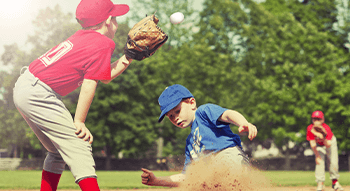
[170,12,184,24]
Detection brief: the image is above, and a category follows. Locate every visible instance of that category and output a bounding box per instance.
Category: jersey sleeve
[83,47,112,81]
[323,124,333,140]
[306,124,315,141]
[199,104,229,127]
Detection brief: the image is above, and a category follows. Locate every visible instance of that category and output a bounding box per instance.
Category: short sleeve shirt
[306,123,333,146]
[183,104,242,172]
[29,30,114,96]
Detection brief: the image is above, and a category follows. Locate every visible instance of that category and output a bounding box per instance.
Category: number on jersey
[39,40,73,67]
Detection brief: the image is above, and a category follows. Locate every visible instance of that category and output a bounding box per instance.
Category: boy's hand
[314,132,324,140]
[74,122,93,144]
[141,168,156,186]
[315,156,323,165]
[238,123,257,141]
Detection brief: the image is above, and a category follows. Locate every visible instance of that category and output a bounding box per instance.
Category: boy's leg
[78,178,100,191]
[327,136,342,190]
[13,70,98,187]
[214,146,250,169]
[20,97,98,183]
[327,136,340,180]
[19,111,66,191]
[13,75,69,190]
[315,147,326,183]
[41,170,62,191]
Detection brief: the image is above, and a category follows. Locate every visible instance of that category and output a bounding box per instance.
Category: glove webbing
[125,35,168,61]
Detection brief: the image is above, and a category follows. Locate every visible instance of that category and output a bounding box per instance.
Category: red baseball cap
[311,110,324,119]
[76,0,129,28]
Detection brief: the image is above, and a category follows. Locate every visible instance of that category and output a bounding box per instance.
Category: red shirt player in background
[13,0,134,191]
[306,110,343,191]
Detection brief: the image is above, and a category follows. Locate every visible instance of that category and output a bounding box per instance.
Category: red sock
[332,179,338,185]
[40,170,61,191]
[78,178,100,191]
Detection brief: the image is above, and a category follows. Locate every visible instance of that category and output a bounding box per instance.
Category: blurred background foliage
[0,0,350,169]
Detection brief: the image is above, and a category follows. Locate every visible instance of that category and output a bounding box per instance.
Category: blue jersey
[183,103,242,172]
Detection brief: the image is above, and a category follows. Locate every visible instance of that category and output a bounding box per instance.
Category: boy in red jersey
[306,110,343,191]
[13,0,132,190]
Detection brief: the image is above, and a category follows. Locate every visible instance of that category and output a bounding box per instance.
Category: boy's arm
[310,127,324,140]
[74,78,98,144]
[219,110,257,140]
[141,168,185,187]
[100,55,133,84]
[309,140,323,164]
[311,127,332,148]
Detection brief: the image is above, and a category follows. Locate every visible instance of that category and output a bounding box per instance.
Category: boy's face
[106,16,118,39]
[312,118,324,124]
[165,98,196,129]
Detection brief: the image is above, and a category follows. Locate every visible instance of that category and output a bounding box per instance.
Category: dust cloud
[177,155,272,191]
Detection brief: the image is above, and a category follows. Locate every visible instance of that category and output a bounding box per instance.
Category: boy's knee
[44,152,66,174]
[76,175,98,184]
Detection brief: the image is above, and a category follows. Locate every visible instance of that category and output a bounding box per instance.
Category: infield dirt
[4,187,350,191]
[176,154,272,191]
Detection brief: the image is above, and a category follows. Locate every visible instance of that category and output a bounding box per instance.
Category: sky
[0,0,203,67]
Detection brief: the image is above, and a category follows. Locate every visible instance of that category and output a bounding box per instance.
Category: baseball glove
[124,14,168,61]
[312,121,327,139]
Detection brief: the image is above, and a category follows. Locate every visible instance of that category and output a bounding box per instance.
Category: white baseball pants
[13,68,97,183]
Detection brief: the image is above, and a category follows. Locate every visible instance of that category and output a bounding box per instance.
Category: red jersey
[29,30,113,96]
[306,123,333,146]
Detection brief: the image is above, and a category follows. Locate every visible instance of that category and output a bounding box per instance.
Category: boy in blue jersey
[141,84,257,187]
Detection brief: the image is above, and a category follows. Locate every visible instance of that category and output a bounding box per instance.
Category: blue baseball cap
[158,84,193,122]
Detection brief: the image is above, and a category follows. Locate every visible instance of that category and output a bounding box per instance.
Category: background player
[141,84,257,187]
[13,0,132,190]
[306,110,343,191]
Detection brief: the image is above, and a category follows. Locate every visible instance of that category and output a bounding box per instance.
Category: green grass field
[0,170,349,189]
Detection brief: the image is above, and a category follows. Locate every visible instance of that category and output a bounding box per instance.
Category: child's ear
[189,98,196,109]
[105,15,112,26]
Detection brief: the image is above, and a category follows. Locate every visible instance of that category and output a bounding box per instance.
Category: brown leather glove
[124,14,168,61]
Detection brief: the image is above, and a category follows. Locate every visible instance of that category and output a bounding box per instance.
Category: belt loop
[20,66,28,75]
[32,77,39,86]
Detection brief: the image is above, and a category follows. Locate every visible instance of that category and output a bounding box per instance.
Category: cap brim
[110,4,129,16]
[158,98,182,123]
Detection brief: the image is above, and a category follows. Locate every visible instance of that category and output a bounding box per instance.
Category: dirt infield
[122,187,350,191]
[2,187,350,191]
[110,155,348,191]
[125,187,350,191]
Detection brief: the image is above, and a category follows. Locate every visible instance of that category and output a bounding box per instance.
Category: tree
[193,0,350,168]
[336,0,350,52]
[331,0,350,157]
[261,0,350,156]
[0,44,38,158]
[241,0,348,167]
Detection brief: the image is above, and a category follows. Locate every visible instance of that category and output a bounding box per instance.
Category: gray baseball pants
[13,68,96,183]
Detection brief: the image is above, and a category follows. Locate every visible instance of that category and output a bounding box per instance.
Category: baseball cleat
[332,182,344,191]
[317,182,325,191]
